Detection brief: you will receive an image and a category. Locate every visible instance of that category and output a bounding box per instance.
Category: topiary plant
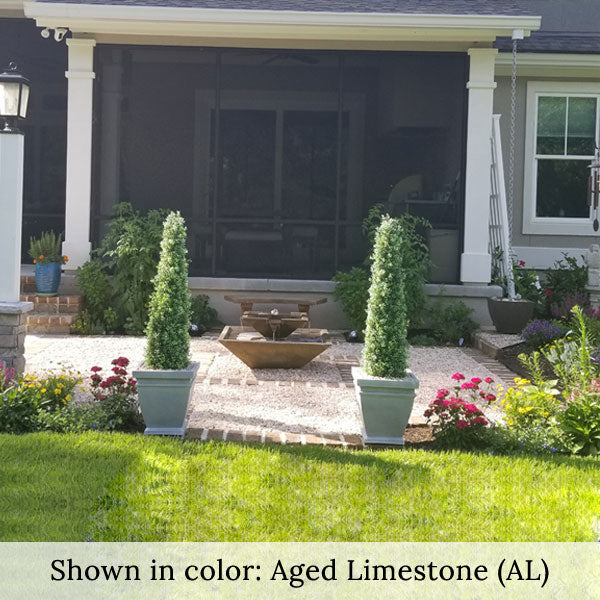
[363,215,409,379]
[145,212,191,370]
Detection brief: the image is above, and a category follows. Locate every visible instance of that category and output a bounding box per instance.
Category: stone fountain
[219,308,330,369]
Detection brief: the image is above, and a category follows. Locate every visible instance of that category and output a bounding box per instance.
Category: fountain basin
[241,310,309,339]
[219,326,331,369]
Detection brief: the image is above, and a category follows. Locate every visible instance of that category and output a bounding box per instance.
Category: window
[524,82,600,235]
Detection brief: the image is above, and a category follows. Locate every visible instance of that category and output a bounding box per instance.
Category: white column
[0,132,24,302]
[460,48,497,285]
[63,38,96,269]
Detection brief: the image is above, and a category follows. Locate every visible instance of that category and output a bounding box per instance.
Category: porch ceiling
[24,1,541,50]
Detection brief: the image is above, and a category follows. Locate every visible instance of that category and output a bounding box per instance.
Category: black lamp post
[0,62,30,134]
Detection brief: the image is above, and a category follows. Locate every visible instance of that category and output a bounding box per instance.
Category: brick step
[20,294,82,314]
[20,274,36,294]
[26,314,76,335]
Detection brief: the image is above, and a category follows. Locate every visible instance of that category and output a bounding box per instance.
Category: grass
[0,433,599,541]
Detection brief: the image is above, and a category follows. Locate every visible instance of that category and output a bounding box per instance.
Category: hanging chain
[508,38,518,254]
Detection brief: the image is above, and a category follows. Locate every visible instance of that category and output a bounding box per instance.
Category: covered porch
[19,1,540,324]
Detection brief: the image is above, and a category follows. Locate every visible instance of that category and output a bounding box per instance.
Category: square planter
[133,362,199,436]
[352,366,419,446]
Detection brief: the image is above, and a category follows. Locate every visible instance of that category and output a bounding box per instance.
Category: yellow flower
[518,407,526,414]
[507,419,514,425]
[65,395,72,401]
[41,388,46,394]
[54,388,61,395]
[525,406,533,412]
[543,411,549,417]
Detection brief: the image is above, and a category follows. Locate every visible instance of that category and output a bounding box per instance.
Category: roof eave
[23,3,541,45]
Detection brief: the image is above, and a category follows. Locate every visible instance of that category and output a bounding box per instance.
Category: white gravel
[24,334,508,434]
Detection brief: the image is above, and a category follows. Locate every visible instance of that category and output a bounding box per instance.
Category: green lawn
[0,433,598,541]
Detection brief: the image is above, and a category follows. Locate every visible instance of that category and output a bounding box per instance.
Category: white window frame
[523,81,600,236]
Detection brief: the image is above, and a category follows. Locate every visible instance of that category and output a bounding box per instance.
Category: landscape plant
[362,215,408,378]
[428,298,478,345]
[28,230,68,265]
[542,254,588,318]
[334,206,430,335]
[521,319,566,349]
[189,294,218,336]
[424,373,493,448]
[145,212,191,370]
[560,383,600,456]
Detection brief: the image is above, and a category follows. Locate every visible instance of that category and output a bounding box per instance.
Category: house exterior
[1,1,597,326]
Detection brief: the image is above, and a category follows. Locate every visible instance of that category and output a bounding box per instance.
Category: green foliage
[146,212,191,370]
[429,299,478,345]
[73,259,116,334]
[190,294,218,335]
[333,206,430,333]
[491,247,541,303]
[408,333,437,346]
[29,230,67,265]
[0,370,81,434]
[560,388,600,456]
[99,203,167,334]
[543,306,595,394]
[363,216,408,378]
[332,267,371,334]
[542,254,588,316]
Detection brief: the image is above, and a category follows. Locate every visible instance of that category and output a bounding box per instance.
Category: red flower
[91,366,102,372]
[544,288,554,298]
[486,394,496,402]
[461,381,476,390]
[470,377,482,384]
[111,357,130,367]
[456,420,469,429]
[484,377,494,384]
[519,260,526,267]
[472,416,488,426]
[451,372,465,381]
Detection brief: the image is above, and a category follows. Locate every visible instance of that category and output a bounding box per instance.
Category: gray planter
[487,297,535,334]
[352,366,419,446]
[133,362,199,436]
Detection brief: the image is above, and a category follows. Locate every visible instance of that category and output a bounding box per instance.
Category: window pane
[536,159,590,218]
[537,96,566,155]
[216,109,276,218]
[567,97,597,155]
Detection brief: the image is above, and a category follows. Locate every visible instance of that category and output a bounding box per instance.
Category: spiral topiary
[363,215,409,379]
[145,212,191,370]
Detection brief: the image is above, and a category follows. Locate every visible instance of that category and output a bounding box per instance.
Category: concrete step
[20,294,82,314]
[26,313,76,335]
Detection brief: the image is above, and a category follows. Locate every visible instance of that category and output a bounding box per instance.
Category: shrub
[424,373,494,448]
[29,230,68,265]
[363,216,408,378]
[332,267,371,334]
[560,383,600,456]
[98,203,167,334]
[521,319,566,349]
[73,259,116,334]
[429,299,478,345]
[189,294,218,336]
[550,291,590,320]
[542,254,588,317]
[491,249,541,303]
[146,212,191,370]
[333,207,430,334]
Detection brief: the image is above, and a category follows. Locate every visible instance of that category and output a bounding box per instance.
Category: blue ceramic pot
[35,262,62,296]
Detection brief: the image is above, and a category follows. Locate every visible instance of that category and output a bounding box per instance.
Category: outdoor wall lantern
[589,147,600,232]
[0,62,30,134]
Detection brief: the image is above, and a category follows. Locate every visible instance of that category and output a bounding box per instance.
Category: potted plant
[133,212,198,436]
[29,231,68,296]
[489,250,538,334]
[352,215,419,445]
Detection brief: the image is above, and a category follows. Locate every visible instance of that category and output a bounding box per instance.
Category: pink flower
[484,377,494,384]
[461,382,476,390]
[519,260,526,267]
[451,373,465,381]
[472,416,488,426]
[456,420,469,429]
[486,394,496,402]
[111,357,130,367]
[437,388,450,397]
[423,409,433,418]
[470,377,482,384]
[91,366,102,372]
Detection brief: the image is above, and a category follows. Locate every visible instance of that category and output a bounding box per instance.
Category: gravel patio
[24,332,515,445]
